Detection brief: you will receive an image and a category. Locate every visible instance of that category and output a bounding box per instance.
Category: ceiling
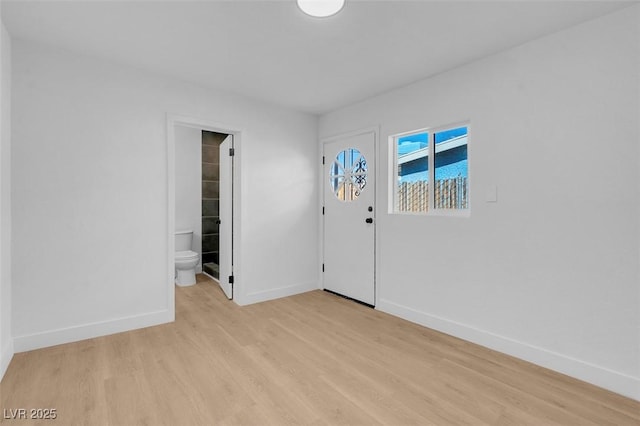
[2,0,634,114]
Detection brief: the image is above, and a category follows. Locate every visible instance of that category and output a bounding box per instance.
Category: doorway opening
[169,115,239,307]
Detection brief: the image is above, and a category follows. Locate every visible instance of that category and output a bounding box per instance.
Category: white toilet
[175,230,199,287]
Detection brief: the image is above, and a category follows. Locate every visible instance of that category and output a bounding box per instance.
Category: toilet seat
[176,250,198,261]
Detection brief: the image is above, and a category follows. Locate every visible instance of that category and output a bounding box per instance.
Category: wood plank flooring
[1,275,638,425]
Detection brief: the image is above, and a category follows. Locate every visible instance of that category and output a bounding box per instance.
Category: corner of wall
[0,15,14,382]
[237,279,319,306]
[0,338,13,381]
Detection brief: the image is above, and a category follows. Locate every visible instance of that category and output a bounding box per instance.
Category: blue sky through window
[435,127,467,143]
[398,132,428,156]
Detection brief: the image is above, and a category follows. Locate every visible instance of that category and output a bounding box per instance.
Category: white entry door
[323,131,375,306]
[219,135,234,299]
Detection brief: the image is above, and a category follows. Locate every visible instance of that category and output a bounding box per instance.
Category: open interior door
[218,135,234,299]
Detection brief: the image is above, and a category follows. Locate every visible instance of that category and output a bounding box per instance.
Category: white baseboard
[239,280,318,306]
[13,309,173,353]
[377,298,640,401]
[0,338,14,382]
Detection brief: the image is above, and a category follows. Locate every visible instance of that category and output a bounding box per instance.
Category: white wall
[175,125,202,272]
[320,6,640,400]
[0,16,13,380]
[12,39,318,351]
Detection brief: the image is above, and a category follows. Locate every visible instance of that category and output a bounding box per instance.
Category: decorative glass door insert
[329,148,368,202]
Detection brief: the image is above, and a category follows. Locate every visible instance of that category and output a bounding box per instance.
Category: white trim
[167,114,242,305]
[372,126,380,307]
[240,280,318,306]
[317,131,324,290]
[13,309,172,353]
[0,339,13,381]
[166,117,176,321]
[377,298,640,401]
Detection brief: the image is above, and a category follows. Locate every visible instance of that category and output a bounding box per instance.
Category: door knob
[365,218,373,224]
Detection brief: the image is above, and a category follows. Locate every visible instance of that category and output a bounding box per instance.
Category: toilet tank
[175,230,193,251]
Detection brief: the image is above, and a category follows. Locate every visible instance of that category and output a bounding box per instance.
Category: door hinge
[322,263,324,272]
[322,206,325,215]
[322,156,325,164]
[229,148,235,156]
[228,275,234,284]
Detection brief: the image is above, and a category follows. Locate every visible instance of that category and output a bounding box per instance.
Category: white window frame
[390,121,470,217]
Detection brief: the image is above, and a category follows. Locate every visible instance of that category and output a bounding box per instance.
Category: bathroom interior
[175,126,229,287]
[201,130,227,279]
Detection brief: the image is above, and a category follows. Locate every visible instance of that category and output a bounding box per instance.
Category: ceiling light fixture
[297,0,345,18]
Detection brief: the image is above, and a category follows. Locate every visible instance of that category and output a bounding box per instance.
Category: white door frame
[167,114,242,317]
[320,126,379,306]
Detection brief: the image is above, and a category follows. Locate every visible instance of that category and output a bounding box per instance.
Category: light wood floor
[1,275,639,425]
